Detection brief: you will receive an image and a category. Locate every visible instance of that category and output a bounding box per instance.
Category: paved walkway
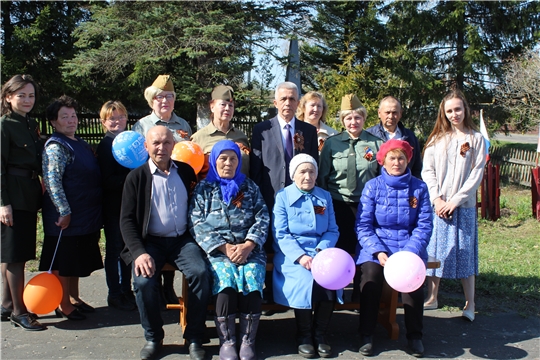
[1,269,539,359]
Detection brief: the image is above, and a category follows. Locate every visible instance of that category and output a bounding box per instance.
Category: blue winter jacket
[355,168,432,265]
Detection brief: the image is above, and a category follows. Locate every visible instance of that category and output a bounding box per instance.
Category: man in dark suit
[250,81,319,212]
[366,96,423,179]
[120,125,210,360]
[250,82,319,311]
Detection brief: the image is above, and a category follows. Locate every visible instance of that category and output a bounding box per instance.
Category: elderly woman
[191,85,250,178]
[355,140,432,358]
[189,140,269,360]
[1,75,45,330]
[422,91,486,322]
[296,91,338,152]
[132,75,192,142]
[132,74,191,304]
[39,95,103,321]
[96,100,135,311]
[318,94,382,255]
[273,154,339,358]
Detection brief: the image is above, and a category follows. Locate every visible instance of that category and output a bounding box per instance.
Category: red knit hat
[376,139,414,165]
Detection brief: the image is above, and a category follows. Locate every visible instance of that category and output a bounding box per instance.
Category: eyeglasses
[106,115,127,122]
[155,94,175,101]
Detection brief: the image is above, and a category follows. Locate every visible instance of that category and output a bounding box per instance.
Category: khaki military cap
[152,75,174,92]
[341,94,362,111]
[211,85,234,101]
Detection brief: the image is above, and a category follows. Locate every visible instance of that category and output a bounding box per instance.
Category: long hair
[1,75,39,116]
[296,91,328,123]
[424,90,476,150]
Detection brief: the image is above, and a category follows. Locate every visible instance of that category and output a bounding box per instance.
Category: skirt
[211,260,265,296]
[39,230,103,277]
[426,207,478,279]
[332,199,359,254]
[1,210,38,263]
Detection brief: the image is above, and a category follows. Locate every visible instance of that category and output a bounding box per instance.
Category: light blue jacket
[272,184,339,308]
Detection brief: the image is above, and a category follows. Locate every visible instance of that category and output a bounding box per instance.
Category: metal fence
[36,114,263,147]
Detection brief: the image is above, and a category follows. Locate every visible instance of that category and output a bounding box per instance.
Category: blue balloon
[112,131,148,169]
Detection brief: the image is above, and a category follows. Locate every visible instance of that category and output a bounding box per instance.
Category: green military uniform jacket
[318,130,383,203]
[191,121,251,176]
[1,112,44,211]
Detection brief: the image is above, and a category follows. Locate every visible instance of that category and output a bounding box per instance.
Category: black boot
[294,309,315,358]
[313,301,334,358]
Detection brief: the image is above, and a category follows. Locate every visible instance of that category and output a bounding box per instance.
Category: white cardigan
[421,131,486,209]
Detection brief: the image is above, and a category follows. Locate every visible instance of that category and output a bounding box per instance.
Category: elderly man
[120,126,210,360]
[250,81,319,212]
[250,82,318,311]
[366,96,422,178]
[132,74,193,306]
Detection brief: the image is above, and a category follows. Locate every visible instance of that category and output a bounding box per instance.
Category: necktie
[285,124,293,160]
[347,139,358,191]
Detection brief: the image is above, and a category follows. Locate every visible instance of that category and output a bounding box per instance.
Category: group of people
[1,73,486,360]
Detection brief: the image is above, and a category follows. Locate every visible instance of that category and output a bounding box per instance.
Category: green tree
[1,1,93,112]
[494,49,540,131]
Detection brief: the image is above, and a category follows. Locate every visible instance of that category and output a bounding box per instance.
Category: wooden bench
[165,255,440,340]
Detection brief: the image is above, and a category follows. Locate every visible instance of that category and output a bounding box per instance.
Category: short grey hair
[275,82,299,100]
[378,96,402,111]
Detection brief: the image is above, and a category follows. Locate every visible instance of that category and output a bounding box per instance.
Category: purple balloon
[311,248,356,290]
[383,251,426,293]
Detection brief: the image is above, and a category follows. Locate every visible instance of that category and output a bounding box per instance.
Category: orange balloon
[23,272,63,315]
[171,141,204,174]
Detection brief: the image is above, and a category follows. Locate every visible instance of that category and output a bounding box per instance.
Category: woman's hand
[55,214,71,230]
[0,205,13,226]
[433,197,454,219]
[229,241,255,265]
[439,201,457,218]
[298,255,313,270]
[377,252,389,267]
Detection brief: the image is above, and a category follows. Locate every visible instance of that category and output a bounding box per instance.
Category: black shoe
[1,306,11,322]
[55,308,86,321]
[140,340,163,360]
[187,339,205,360]
[10,313,46,331]
[72,301,95,313]
[108,295,136,311]
[359,335,373,356]
[407,339,424,358]
[297,336,316,358]
[314,334,332,358]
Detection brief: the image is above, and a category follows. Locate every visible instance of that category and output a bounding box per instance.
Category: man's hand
[134,253,156,278]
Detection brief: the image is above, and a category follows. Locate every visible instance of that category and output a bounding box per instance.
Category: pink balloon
[312,248,356,290]
[383,251,426,293]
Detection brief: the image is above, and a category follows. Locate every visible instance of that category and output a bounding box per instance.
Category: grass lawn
[28,184,539,316]
[438,184,540,317]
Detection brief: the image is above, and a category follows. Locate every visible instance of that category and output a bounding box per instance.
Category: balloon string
[48,229,62,273]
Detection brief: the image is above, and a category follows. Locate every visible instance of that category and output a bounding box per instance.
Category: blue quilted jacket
[355,168,433,265]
